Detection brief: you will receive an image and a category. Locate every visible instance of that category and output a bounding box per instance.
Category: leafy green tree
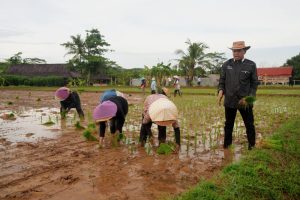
[203,52,226,74]
[6,52,46,65]
[147,62,172,86]
[284,52,300,79]
[23,57,46,64]
[175,39,225,86]
[0,62,10,74]
[61,29,112,85]
[6,52,23,64]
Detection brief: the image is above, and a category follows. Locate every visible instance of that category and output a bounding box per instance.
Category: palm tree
[175,39,218,86]
[61,35,85,63]
[61,29,112,85]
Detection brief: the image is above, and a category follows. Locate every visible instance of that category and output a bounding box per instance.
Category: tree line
[1,28,300,86]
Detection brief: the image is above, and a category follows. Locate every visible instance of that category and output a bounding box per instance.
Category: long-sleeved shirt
[151,80,157,91]
[142,94,179,128]
[174,79,180,89]
[218,58,258,108]
[99,96,128,135]
[60,91,84,117]
[100,89,117,103]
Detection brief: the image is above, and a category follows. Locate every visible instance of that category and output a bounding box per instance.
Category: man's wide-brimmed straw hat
[149,98,178,126]
[229,41,250,50]
[93,100,117,122]
[55,87,70,101]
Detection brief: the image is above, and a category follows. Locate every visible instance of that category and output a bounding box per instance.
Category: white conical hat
[149,98,178,124]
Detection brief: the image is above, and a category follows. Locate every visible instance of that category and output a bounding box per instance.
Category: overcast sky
[0,0,299,68]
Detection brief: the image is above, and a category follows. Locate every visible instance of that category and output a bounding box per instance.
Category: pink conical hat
[55,87,70,101]
[93,100,117,122]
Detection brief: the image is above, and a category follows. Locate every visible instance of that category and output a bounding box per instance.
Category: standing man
[217,41,258,150]
[151,77,157,94]
[140,77,146,95]
[173,76,182,97]
[197,76,202,86]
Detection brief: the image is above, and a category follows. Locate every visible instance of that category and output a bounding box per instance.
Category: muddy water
[0,90,240,200]
[0,107,63,144]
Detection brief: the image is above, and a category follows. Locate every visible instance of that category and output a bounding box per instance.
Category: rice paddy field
[0,88,299,200]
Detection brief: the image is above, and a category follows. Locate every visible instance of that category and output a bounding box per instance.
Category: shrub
[2,75,68,86]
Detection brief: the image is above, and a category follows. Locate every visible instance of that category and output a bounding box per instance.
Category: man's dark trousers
[224,106,256,149]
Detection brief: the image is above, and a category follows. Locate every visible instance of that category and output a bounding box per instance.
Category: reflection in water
[0,107,77,145]
[0,105,244,162]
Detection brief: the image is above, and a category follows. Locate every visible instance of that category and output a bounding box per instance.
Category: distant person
[197,76,202,86]
[93,96,128,147]
[55,87,84,119]
[289,77,294,87]
[217,41,258,150]
[139,87,180,150]
[99,89,125,103]
[168,77,172,86]
[173,76,182,97]
[140,77,146,95]
[151,77,157,94]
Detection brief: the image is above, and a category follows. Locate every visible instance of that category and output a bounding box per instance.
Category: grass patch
[1,85,300,96]
[172,118,300,200]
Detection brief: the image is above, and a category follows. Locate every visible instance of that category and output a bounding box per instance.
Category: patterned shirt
[142,94,179,128]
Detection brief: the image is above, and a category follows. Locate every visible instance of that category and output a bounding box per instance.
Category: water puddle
[0,107,78,144]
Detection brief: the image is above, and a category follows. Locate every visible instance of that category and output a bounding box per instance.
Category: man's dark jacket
[218,58,259,108]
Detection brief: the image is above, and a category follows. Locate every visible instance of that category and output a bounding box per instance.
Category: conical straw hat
[55,87,70,101]
[149,98,178,125]
[93,100,117,122]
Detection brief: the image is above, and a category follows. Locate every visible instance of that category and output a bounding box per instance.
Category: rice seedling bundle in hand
[242,96,256,109]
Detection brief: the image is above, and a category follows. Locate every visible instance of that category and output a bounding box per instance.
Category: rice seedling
[36,97,41,102]
[15,96,19,100]
[7,101,13,105]
[201,131,207,149]
[194,130,198,152]
[87,122,96,130]
[245,96,256,105]
[73,112,77,121]
[186,128,190,153]
[0,112,16,120]
[61,110,67,119]
[111,134,119,147]
[117,133,126,142]
[144,137,153,155]
[75,121,85,130]
[157,143,173,155]
[82,129,98,141]
[43,116,55,126]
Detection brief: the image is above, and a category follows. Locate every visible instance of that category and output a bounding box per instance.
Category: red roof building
[257,66,293,85]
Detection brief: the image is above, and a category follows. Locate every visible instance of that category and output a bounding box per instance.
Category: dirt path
[0,90,230,200]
